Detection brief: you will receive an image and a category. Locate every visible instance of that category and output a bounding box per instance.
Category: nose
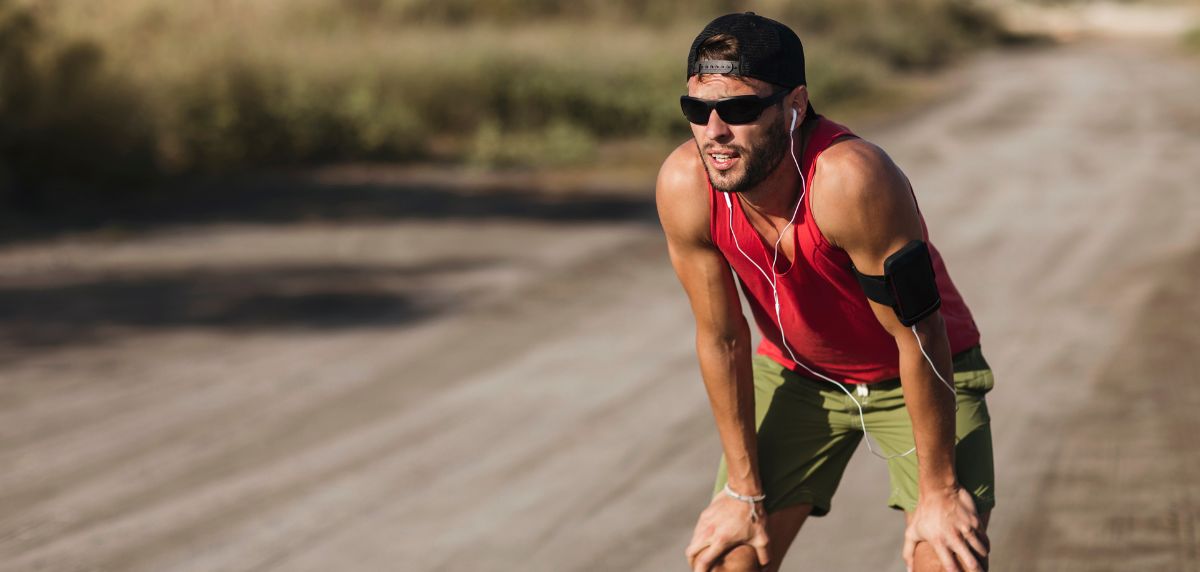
[704,110,732,142]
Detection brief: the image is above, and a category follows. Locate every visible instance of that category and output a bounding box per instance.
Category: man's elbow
[912,310,946,336]
[696,320,752,356]
[891,310,947,350]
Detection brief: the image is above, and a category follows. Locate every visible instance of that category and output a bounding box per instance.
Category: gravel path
[2,32,1199,572]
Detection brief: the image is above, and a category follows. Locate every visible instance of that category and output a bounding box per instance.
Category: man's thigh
[712,355,862,517]
[867,346,997,515]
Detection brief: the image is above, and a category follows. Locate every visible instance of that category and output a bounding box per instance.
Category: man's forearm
[696,329,762,495]
[897,314,958,494]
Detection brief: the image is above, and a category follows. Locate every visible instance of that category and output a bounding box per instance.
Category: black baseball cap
[686,12,807,89]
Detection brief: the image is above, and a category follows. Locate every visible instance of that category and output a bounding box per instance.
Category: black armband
[851,240,941,327]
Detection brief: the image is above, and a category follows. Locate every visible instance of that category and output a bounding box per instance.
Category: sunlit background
[2,0,1199,570]
[1,0,1010,196]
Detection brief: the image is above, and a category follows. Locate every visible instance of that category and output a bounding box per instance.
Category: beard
[700,112,790,195]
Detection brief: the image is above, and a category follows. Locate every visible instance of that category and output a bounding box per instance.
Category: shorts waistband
[825,344,986,391]
[850,378,902,392]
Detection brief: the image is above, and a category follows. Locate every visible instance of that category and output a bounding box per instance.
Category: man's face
[686,75,790,195]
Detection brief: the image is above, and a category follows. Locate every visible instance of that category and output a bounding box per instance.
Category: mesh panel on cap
[686,12,806,88]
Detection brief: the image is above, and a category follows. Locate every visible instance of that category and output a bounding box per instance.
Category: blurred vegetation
[0,0,158,210]
[0,0,1010,210]
[1184,25,1200,53]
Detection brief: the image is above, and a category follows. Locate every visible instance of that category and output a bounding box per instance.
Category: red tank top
[708,117,980,383]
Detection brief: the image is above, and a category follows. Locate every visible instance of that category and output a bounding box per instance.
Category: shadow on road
[0,170,662,356]
[0,258,500,355]
[0,171,660,244]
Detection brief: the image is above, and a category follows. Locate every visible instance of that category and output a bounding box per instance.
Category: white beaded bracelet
[722,484,766,522]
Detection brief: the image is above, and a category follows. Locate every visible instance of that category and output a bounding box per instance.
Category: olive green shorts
[713,346,996,517]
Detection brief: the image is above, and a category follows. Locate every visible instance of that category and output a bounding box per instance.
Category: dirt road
[3,32,1200,572]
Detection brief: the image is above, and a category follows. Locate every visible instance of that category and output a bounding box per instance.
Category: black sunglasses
[679,90,789,125]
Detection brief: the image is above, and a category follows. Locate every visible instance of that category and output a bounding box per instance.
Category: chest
[734,197,800,273]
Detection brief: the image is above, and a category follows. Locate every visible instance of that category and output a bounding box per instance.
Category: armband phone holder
[851,240,941,327]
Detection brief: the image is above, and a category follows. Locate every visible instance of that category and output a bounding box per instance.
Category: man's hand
[902,486,989,572]
[685,494,771,572]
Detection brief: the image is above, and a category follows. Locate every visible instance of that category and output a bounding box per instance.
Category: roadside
[994,0,1199,41]
[1005,245,1200,571]
[2,4,1200,572]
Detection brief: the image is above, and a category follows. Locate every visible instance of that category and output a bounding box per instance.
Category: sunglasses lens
[680,92,783,125]
[716,99,763,124]
[680,97,712,125]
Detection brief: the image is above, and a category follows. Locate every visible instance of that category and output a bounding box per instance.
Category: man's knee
[711,544,761,572]
[911,541,989,572]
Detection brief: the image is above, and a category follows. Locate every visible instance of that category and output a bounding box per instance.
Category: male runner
[656,13,996,572]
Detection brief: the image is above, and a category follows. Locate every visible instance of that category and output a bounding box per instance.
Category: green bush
[773,0,1004,70]
[469,118,597,167]
[0,0,156,208]
[1184,26,1200,53]
[302,0,742,26]
[0,0,1010,210]
[160,60,427,171]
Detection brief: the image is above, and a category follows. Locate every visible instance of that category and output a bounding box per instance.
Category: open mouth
[708,150,741,171]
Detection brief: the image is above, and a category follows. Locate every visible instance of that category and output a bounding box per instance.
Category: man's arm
[814,139,988,572]
[656,143,771,571]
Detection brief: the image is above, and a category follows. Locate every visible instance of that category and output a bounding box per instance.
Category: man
[656,13,996,572]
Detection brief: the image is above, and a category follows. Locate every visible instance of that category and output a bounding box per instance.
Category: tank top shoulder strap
[801,117,857,168]
[800,117,858,251]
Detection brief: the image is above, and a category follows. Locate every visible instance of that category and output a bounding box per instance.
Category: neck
[737,127,805,220]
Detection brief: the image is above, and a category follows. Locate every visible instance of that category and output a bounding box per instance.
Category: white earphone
[790,107,798,131]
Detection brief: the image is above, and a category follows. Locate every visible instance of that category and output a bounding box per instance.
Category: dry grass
[1,0,1007,203]
[1184,24,1200,52]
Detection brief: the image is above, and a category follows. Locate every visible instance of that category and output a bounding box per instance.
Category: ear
[787,85,809,123]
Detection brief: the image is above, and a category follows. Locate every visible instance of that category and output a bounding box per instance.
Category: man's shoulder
[811,136,914,247]
[813,135,909,208]
[656,140,713,245]
[657,140,707,200]
[814,136,896,190]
